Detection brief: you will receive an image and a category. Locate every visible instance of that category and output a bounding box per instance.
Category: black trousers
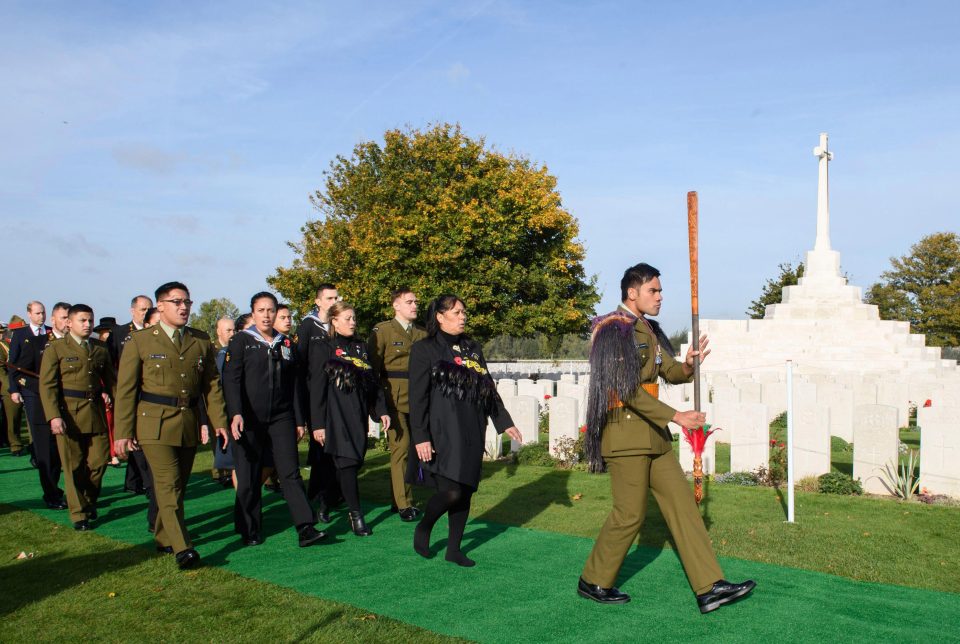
[21,391,62,502]
[307,438,341,505]
[233,417,314,538]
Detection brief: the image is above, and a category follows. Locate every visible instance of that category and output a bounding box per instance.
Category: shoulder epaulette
[184,326,210,340]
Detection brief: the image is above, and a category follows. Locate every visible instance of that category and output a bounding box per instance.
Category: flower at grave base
[544,394,552,400]
[579,424,587,434]
[770,439,777,446]
[923,399,932,407]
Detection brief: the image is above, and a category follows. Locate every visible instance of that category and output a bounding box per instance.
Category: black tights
[336,465,361,514]
[414,475,475,566]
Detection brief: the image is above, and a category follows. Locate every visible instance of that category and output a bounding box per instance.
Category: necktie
[173,329,182,349]
[81,341,89,355]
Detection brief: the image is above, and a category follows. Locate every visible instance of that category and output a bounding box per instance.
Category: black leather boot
[349,510,372,536]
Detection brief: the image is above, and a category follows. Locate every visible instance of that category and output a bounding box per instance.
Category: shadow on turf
[0,544,152,618]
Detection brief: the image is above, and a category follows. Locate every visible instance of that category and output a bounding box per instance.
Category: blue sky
[2,1,958,334]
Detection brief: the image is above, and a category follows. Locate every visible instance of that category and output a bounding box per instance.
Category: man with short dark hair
[39,304,116,530]
[8,301,65,507]
[296,283,342,520]
[369,287,426,520]
[114,282,228,569]
[578,262,755,614]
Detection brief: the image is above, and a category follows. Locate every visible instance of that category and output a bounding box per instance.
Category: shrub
[516,442,555,467]
[872,450,920,500]
[714,471,758,486]
[831,436,853,453]
[818,471,863,496]
[797,476,820,493]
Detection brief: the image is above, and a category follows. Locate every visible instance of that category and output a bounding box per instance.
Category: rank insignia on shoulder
[392,341,404,346]
[149,354,167,359]
[18,378,26,386]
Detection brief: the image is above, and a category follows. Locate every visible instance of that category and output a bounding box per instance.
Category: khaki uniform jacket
[600,315,692,457]
[0,339,10,397]
[39,336,116,435]
[368,319,427,414]
[114,326,227,447]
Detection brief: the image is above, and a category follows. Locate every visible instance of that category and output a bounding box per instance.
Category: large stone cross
[813,132,834,251]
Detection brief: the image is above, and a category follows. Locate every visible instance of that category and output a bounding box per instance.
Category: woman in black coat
[310,302,389,536]
[223,292,325,548]
[409,294,522,567]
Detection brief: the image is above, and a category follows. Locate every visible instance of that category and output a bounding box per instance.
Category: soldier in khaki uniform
[579,263,755,614]
[369,288,427,520]
[114,282,228,570]
[2,317,29,456]
[39,304,116,530]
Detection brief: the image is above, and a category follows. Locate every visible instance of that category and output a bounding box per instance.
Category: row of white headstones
[476,371,958,497]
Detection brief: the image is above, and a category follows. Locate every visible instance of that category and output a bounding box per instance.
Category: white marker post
[785,360,795,523]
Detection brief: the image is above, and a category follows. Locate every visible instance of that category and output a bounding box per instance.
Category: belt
[608,383,660,410]
[62,388,101,401]
[140,391,199,409]
[385,370,409,379]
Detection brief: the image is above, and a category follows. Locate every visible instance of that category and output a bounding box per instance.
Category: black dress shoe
[696,579,756,614]
[73,520,91,531]
[398,507,421,522]
[10,449,22,457]
[147,524,155,533]
[577,577,630,604]
[298,525,327,547]
[84,508,98,521]
[175,548,201,570]
[264,483,281,493]
[45,499,68,510]
[242,532,263,546]
[156,545,174,555]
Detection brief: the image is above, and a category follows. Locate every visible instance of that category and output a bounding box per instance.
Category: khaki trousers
[55,431,109,522]
[388,412,414,509]
[582,451,723,595]
[140,443,197,553]
[2,393,26,451]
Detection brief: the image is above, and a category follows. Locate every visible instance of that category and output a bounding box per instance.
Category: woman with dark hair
[310,301,389,536]
[409,294,522,567]
[222,291,326,548]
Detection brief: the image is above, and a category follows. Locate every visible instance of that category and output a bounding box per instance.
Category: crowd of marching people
[2,265,753,614]
[2,282,519,570]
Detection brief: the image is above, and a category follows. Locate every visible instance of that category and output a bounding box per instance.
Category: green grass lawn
[2,424,958,641]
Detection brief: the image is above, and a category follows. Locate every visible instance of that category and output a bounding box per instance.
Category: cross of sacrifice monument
[813,132,834,251]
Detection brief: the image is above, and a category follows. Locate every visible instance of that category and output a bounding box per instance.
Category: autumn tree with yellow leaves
[269,123,599,340]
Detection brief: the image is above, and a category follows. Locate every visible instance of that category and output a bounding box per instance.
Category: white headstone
[919,405,960,496]
[501,395,540,448]
[715,402,770,473]
[819,385,854,442]
[560,373,576,383]
[711,386,740,405]
[792,381,831,479]
[739,382,764,404]
[761,381,788,422]
[538,379,555,399]
[876,381,910,428]
[516,378,538,397]
[496,378,517,397]
[548,396,579,460]
[852,404,899,494]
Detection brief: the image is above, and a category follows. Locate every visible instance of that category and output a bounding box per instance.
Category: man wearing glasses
[113,282,228,570]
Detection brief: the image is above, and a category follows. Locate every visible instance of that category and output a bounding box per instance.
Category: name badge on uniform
[65,356,79,362]
[281,345,291,360]
[149,353,167,359]
[392,341,404,347]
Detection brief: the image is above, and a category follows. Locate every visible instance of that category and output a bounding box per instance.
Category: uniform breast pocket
[148,358,172,386]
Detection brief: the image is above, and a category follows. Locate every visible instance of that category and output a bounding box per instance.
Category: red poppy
[283,338,291,347]
[454,356,463,365]
[335,348,344,356]
[579,425,587,434]
[544,394,552,400]
[770,439,777,445]
[923,399,932,407]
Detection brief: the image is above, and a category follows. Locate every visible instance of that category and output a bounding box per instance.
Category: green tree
[746,262,805,319]
[268,123,599,340]
[668,327,689,354]
[865,232,960,346]
[188,297,239,339]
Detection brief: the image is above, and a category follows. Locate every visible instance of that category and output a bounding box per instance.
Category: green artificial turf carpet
[2,454,958,643]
